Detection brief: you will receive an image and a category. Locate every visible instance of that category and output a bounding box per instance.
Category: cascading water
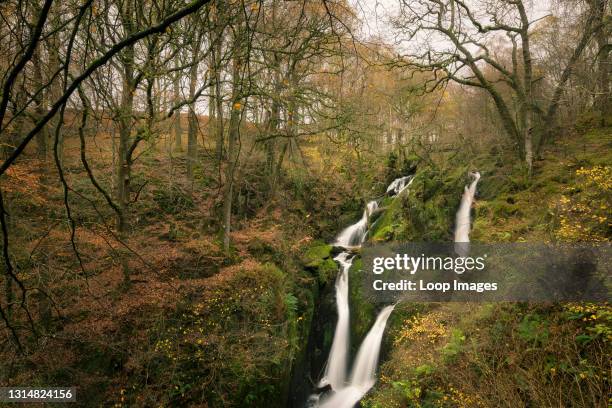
[319,252,353,390]
[454,172,480,243]
[349,305,395,388]
[385,175,413,195]
[311,176,411,408]
[335,201,378,247]
[306,172,479,407]
[318,305,395,408]
[454,172,480,257]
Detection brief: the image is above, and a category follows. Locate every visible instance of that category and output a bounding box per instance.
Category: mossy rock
[368,195,405,242]
[317,258,339,285]
[348,258,376,347]
[370,224,395,242]
[302,242,333,268]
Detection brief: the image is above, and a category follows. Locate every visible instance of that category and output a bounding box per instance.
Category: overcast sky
[351,0,555,45]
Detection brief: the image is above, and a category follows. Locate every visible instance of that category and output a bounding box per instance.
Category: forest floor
[1,132,372,406]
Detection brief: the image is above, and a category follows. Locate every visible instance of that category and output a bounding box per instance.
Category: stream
[305,171,480,408]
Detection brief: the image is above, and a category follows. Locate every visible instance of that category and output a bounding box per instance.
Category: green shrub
[442,329,465,362]
[517,313,549,345]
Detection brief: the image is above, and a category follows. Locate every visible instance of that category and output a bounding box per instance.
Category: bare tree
[0,0,214,350]
[393,0,603,173]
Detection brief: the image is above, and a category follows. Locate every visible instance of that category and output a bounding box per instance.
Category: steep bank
[362,125,611,407]
[312,176,422,407]
[0,150,370,407]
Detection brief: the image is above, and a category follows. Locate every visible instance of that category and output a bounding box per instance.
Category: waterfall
[319,252,353,390]
[454,172,480,243]
[311,176,411,407]
[307,173,481,407]
[318,305,395,408]
[386,175,413,196]
[454,172,480,257]
[349,305,395,388]
[335,200,379,247]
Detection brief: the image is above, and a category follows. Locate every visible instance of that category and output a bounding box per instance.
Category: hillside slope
[364,125,611,407]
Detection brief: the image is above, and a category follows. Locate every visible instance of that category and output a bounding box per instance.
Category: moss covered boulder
[301,241,337,285]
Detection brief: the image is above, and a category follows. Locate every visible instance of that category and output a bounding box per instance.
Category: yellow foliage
[394,313,447,345]
[447,386,485,408]
[554,166,610,242]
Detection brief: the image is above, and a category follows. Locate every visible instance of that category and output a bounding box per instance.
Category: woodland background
[0,0,609,406]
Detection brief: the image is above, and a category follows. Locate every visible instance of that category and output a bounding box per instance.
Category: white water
[454,172,480,243]
[454,172,480,257]
[386,175,413,196]
[319,305,395,408]
[319,252,353,390]
[348,304,395,387]
[335,200,378,247]
[313,176,411,407]
[309,173,480,407]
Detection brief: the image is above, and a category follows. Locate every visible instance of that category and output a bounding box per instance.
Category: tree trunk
[116,47,135,234]
[265,99,280,192]
[212,39,224,163]
[524,124,533,175]
[518,3,534,174]
[223,59,242,252]
[32,49,47,158]
[173,59,182,152]
[32,49,53,329]
[208,71,215,145]
[47,33,61,163]
[593,0,610,126]
[186,55,199,181]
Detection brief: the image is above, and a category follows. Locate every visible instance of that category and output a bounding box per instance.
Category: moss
[302,242,333,268]
[369,194,406,242]
[365,126,612,407]
[370,224,394,242]
[348,258,376,348]
[317,258,339,285]
[369,164,482,242]
[300,241,337,285]
[401,168,466,241]
[478,174,511,200]
[484,200,522,218]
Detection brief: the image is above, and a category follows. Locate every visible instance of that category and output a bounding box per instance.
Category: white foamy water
[454,172,480,243]
[319,305,396,408]
[335,201,378,247]
[319,252,353,390]
[386,175,413,196]
[311,176,413,407]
